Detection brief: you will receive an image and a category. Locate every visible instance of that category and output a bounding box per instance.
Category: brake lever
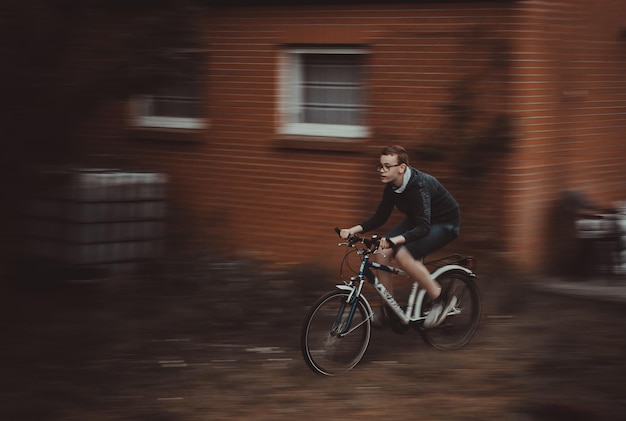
[373,249,386,258]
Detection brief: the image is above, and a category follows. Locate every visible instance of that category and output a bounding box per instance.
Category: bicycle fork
[333,280,372,337]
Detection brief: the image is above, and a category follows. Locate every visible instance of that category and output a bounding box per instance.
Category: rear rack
[425,254,476,271]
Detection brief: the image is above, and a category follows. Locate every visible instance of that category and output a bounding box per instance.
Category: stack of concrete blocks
[25,168,168,278]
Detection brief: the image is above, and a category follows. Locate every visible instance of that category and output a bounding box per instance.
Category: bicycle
[300,228,481,376]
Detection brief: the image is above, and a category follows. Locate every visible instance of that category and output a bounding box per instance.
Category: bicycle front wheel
[300,290,371,375]
[421,270,481,350]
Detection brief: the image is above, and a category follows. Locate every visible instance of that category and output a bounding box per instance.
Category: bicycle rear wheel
[421,269,481,350]
[301,290,371,375]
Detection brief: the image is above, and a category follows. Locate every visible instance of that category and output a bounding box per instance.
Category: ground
[1,258,625,420]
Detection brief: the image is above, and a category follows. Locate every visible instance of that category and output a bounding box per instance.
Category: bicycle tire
[421,269,481,350]
[301,290,371,375]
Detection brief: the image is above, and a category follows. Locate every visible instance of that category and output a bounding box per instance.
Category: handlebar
[334,227,380,250]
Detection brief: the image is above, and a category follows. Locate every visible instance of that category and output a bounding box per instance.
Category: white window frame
[278,47,368,138]
[133,91,206,130]
[132,48,206,130]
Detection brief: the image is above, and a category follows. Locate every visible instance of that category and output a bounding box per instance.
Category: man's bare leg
[372,250,396,323]
[375,249,395,294]
[393,247,441,300]
[394,247,458,328]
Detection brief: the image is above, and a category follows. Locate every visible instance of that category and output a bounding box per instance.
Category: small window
[134,81,204,129]
[279,47,368,138]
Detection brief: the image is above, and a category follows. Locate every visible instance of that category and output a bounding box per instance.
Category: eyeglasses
[377,163,402,172]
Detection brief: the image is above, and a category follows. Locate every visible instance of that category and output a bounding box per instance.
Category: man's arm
[359,187,395,234]
[340,225,363,239]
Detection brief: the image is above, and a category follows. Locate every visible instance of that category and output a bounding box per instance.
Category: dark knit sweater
[360,167,460,242]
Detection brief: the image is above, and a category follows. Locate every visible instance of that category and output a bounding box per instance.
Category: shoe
[423,293,457,328]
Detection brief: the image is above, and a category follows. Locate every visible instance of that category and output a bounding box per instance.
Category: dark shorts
[387,219,460,259]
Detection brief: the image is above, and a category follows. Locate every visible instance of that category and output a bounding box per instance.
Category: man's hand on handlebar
[380,235,403,250]
[339,228,352,240]
[335,227,363,246]
[379,237,393,250]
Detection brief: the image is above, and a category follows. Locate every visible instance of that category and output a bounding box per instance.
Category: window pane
[301,54,363,125]
[151,82,201,118]
[152,98,201,118]
[303,108,360,125]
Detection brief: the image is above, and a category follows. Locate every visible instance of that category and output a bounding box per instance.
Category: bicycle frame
[301,231,482,375]
[335,248,473,335]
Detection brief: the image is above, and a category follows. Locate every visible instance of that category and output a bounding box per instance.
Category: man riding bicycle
[340,145,460,328]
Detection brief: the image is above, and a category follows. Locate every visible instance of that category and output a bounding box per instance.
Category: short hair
[381,145,409,165]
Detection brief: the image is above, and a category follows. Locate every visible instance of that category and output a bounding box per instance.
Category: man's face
[377,154,405,185]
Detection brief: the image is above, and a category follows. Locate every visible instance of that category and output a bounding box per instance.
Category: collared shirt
[392,167,411,194]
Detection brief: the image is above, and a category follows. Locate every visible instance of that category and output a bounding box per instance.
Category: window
[279,48,368,138]
[134,81,205,129]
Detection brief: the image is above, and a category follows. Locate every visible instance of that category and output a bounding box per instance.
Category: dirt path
[2,268,625,420]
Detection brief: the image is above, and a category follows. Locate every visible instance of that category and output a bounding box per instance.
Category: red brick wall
[86,1,626,274]
[505,0,626,271]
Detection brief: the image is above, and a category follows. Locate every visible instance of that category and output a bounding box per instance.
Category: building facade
[81,0,626,274]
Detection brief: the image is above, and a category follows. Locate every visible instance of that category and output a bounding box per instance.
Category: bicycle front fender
[335,284,374,318]
[431,264,475,280]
